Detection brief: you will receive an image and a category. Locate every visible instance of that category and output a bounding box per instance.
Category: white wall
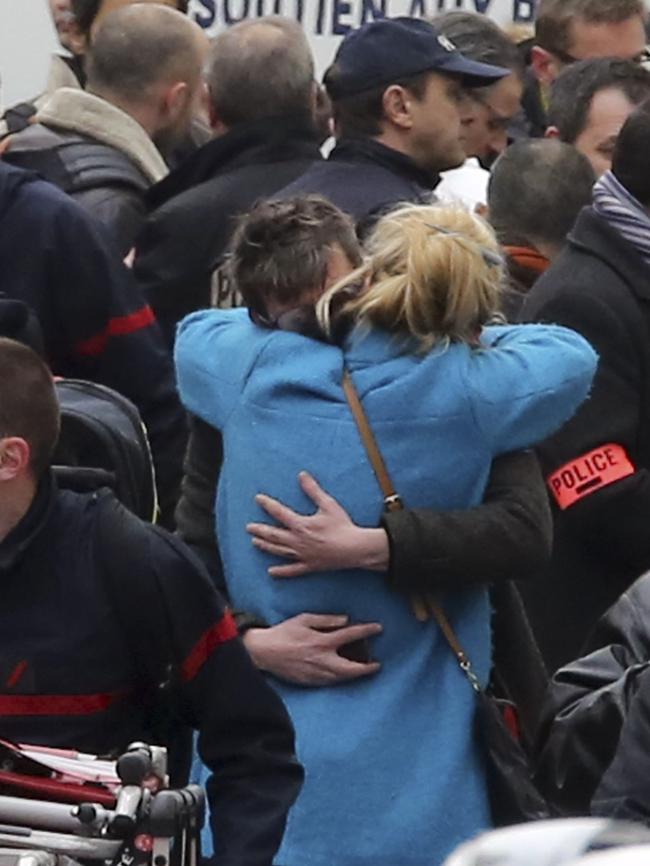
[0,0,58,110]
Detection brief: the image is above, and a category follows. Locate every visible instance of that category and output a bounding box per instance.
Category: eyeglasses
[469,93,513,133]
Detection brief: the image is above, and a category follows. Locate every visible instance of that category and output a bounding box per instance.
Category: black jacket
[133,115,322,344]
[520,207,650,671]
[0,162,185,526]
[535,573,650,819]
[0,477,303,866]
[279,136,438,230]
[4,124,151,257]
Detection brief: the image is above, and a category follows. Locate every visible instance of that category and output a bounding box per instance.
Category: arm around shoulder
[467,324,598,455]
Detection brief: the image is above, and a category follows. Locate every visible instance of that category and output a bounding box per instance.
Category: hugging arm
[248,450,552,593]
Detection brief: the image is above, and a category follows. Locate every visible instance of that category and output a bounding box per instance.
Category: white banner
[187,0,537,73]
[1,0,534,109]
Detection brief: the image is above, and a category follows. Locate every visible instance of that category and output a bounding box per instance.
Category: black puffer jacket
[535,574,650,817]
[4,124,150,257]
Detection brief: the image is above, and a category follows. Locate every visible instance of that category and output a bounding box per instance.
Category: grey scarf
[593,170,650,268]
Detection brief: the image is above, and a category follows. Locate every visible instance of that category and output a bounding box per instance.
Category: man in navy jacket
[0,162,185,526]
[0,336,303,866]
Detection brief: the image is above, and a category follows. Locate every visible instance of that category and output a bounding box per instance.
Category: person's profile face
[407,72,468,174]
[461,73,523,166]
[49,0,77,50]
[574,86,638,177]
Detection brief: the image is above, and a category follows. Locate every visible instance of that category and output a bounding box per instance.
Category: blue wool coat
[175,311,597,866]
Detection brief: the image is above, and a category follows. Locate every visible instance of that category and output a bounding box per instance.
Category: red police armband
[547,444,635,510]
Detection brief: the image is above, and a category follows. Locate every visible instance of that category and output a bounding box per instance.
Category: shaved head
[86,3,207,103]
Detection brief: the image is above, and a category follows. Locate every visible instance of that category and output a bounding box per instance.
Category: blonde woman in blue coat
[175,197,597,866]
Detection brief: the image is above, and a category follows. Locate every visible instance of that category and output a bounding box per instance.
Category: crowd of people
[3,0,650,864]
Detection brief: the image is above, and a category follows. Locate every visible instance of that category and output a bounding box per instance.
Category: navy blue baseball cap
[325,17,511,98]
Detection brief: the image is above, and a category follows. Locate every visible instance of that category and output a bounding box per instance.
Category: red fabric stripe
[181,613,238,683]
[0,772,117,807]
[74,305,156,358]
[0,691,123,716]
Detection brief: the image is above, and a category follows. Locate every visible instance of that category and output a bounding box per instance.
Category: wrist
[242,627,271,671]
[354,527,389,572]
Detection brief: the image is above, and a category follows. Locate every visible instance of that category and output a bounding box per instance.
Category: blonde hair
[317,203,504,352]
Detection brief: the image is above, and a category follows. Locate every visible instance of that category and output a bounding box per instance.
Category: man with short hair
[546,58,650,177]
[433,12,525,208]
[0,335,302,866]
[487,139,595,319]
[281,16,509,225]
[521,102,650,671]
[520,0,647,137]
[0,0,190,139]
[3,4,208,255]
[133,16,323,341]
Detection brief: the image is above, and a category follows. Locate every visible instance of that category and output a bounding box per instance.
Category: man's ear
[0,438,31,482]
[531,45,561,88]
[382,84,413,131]
[206,85,227,135]
[164,81,191,122]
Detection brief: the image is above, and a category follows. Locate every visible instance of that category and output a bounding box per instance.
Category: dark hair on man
[0,338,60,479]
[229,196,362,317]
[206,17,314,126]
[433,12,525,79]
[488,139,595,249]
[612,100,650,207]
[71,0,189,37]
[85,4,202,103]
[323,68,430,138]
[535,0,645,56]
[548,58,650,143]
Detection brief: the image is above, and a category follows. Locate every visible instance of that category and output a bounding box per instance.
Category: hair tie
[424,222,503,268]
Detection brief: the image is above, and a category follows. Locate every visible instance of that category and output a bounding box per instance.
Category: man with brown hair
[521,0,647,137]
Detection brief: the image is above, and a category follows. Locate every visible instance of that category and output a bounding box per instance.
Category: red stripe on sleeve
[0,691,124,716]
[181,612,239,684]
[74,305,156,358]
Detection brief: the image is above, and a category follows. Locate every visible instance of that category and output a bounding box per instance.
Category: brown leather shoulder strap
[342,370,403,513]
[341,368,480,690]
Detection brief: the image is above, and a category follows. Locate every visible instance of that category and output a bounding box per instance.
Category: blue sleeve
[175,309,271,430]
[464,324,598,455]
